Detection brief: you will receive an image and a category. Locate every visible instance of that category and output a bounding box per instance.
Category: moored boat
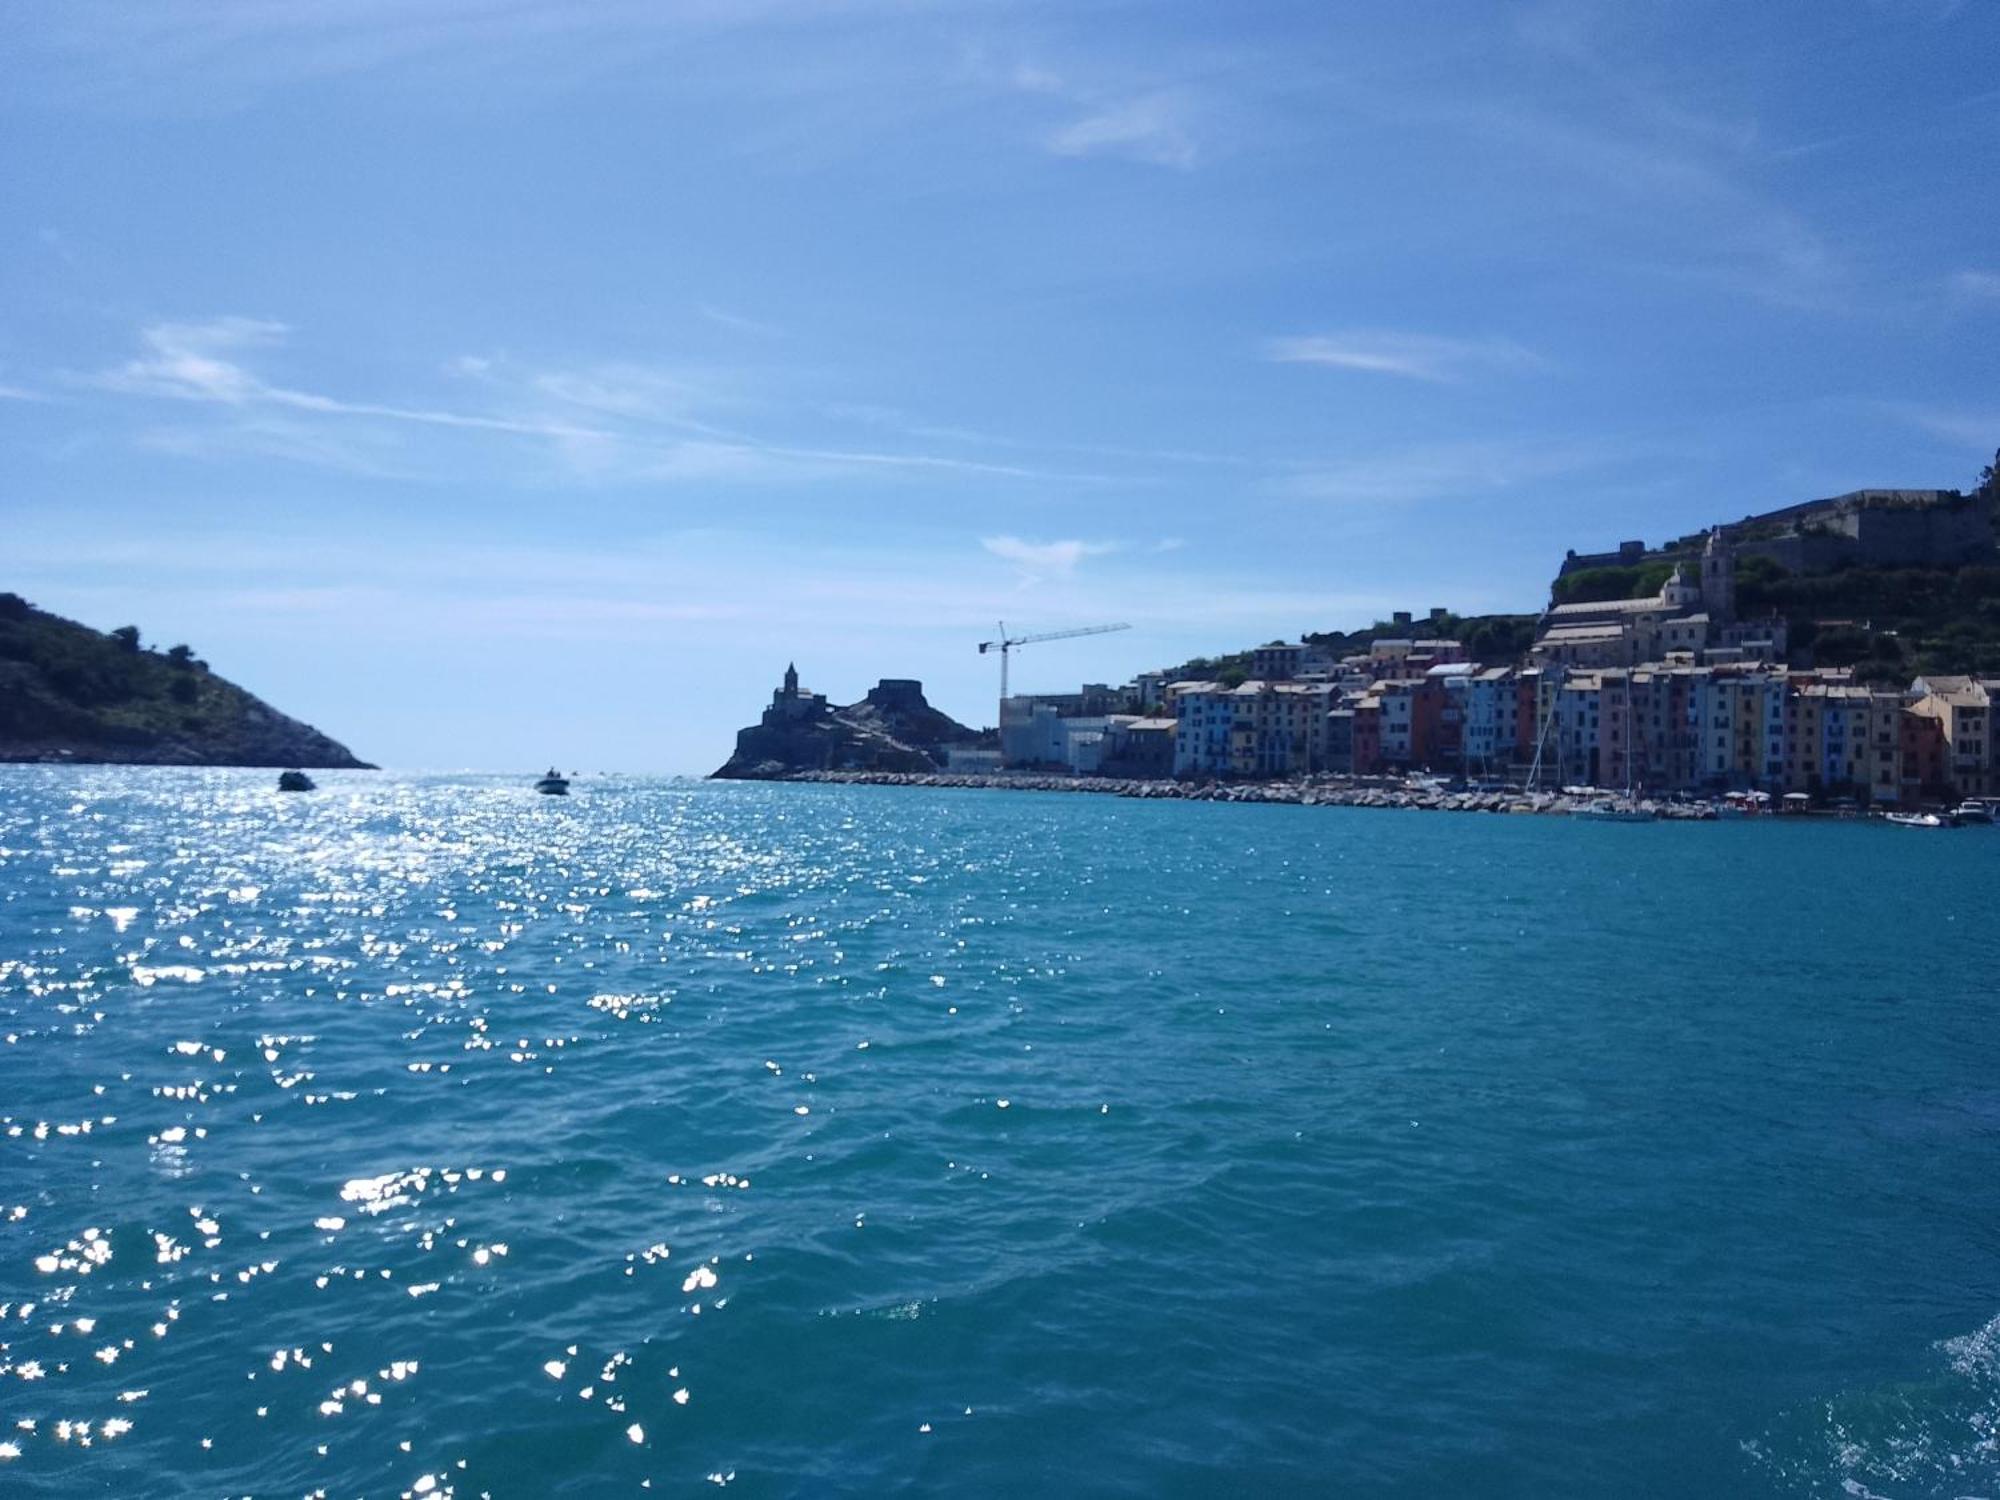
[1952,800,1995,825]
[1571,798,1658,823]
[1570,687,1657,822]
[1885,811,1949,829]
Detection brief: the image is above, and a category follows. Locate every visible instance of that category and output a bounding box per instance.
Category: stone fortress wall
[1557,488,1995,581]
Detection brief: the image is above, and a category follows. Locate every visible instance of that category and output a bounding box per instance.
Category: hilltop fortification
[1558,487,1995,584]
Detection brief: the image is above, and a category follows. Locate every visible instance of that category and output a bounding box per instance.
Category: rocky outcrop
[713,672,983,779]
[0,593,373,768]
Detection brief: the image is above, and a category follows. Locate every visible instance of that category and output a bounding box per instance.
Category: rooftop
[1546,596,1670,618]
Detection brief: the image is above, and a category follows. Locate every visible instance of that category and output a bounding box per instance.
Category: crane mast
[976,621,1131,715]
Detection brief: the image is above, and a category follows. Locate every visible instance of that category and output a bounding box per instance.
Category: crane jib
[978,623,1133,720]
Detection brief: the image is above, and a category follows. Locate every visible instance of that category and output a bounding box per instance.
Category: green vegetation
[0,592,370,766]
[1453,614,1540,662]
[1550,559,1687,606]
[1163,651,1252,687]
[1736,557,2000,681]
[1302,612,1538,663]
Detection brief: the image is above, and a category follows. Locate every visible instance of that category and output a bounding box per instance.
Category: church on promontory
[1532,529,1788,668]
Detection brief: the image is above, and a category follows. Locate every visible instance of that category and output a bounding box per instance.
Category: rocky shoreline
[767,768,1721,818]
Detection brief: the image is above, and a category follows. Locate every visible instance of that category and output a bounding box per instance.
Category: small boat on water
[1953,800,1995,825]
[276,769,315,792]
[1885,811,1949,829]
[534,768,571,796]
[1571,798,1658,823]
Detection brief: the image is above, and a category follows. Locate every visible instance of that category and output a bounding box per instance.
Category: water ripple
[1,768,1997,1496]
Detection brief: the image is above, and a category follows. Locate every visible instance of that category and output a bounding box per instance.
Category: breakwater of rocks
[771,769,1719,818]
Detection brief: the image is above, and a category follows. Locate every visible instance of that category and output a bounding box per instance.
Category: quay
[774,769,1724,818]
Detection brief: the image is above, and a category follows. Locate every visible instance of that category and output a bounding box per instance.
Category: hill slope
[0,594,373,768]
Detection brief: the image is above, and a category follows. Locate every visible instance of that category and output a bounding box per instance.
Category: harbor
[769,767,2000,823]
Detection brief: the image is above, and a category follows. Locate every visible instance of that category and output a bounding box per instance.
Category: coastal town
[719,485,2000,817]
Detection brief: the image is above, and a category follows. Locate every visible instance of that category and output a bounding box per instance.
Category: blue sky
[4,0,1996,771]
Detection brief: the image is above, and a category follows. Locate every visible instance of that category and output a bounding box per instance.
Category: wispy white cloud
[1860,0,1967,21]
[696,303,781,338]
[1385,6,1848,309]
[1279,439,1608,505]
[999,51,1208,171]
[1264,331,1546,384]
[980,535,1120,579]
[1948,269,2000,302]
[1046,93,1198,170]
[0,384,47,401]
[1440,98,1838,306]
[19,0,925,105]
[85,318,1111,486]
[1884,402,2000,450]
[12,521,1387,651]
[101,316,286,403]
[134,414,423,480]
[529,363,729,429]
[96,318,605,441]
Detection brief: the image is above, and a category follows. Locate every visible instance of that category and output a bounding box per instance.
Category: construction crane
[977,621,1131,707]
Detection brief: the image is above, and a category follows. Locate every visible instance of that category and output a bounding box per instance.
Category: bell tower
[783,661,799,697]
[1701,529,1735,622]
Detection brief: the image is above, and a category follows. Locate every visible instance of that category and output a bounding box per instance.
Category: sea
[2,767,1997,1498]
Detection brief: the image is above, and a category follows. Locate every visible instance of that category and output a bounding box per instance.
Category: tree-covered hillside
[1547,450,2000,682]
[0,594,372,767]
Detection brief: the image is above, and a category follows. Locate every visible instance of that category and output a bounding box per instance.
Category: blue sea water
[2,769,1998,1498]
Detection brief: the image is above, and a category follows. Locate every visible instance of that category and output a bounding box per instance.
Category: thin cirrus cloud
[1279,438,1608,505]
[1045,93,1198,170]
[1002,55,1202,171]
[93,317,603,440]
[1883,401,2000,450]
[81,317,1106,486]
[1263,331,1547,384]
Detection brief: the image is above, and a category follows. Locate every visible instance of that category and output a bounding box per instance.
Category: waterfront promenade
[774,768,1723,817]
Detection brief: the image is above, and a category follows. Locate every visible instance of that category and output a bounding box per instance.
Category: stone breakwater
[774,769,1719,818]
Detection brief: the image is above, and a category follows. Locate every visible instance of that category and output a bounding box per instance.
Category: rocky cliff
[713,674,984,778]
[0,594,374,768]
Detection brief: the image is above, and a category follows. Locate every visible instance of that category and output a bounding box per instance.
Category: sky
[3,0,1997,771]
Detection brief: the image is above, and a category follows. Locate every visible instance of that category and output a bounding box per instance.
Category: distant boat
[1571,798,1657,823]
[276,769,315,792]
[1885,811,1948,829]
[534,768,571,796]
